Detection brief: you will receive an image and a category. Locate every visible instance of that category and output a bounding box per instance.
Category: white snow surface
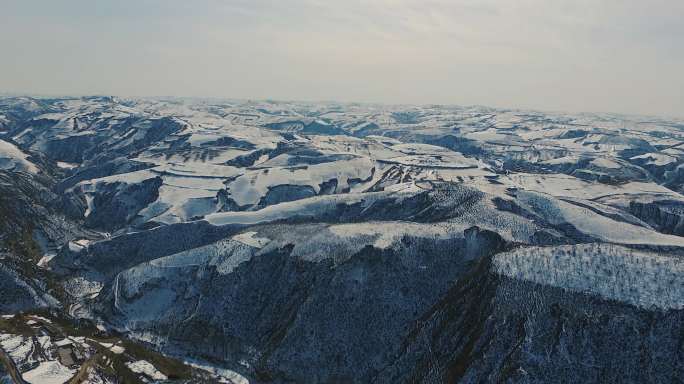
[589,157,621,169]
[0,139,38,173]
[205,192,375,226]
[56,161,78,169]
[22,361,76,384]
[232,231,271,248]
[125,360,167,381]
[0,333,34,364]
[185,359,250,384]
[631,152,678,166]
[516,191,684,247]
[226,156,374,206]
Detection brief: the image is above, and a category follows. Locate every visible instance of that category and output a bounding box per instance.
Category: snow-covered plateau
[0,96,683,383]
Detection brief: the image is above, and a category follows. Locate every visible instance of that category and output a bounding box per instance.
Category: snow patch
[56,161,78,169]
[0,334,34,364]
[0,139,38,173]
[631,153,678,166]
[232,231,270,248]
[22,361,76,384]
[125,360,167,381]
[185,359,250,384]
[38,254,56,268]
[590,157,621,169]
[28,315,52,324]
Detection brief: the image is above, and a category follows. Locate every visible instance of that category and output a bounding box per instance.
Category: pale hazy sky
[1,0,683,117]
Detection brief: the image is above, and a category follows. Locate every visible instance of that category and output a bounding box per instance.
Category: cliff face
[630,200,684,236]
[64,196,684,383]
[85,221,511,382]
[379,255,684,384]
[83,234,684,383]
[0,168,86,314]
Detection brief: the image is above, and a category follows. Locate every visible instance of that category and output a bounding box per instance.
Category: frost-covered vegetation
[495,244,684,310]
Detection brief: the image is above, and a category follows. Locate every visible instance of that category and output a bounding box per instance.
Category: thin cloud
[1,0,682,117]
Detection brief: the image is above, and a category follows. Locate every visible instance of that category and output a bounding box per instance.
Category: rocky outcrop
[629,200,684,236]
[377,254,684,384]
[83,177,163,231]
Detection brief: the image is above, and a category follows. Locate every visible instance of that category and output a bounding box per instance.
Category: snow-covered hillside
[1,96,683,383]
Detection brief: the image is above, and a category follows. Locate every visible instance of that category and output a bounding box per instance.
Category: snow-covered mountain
[1,96,683,383]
